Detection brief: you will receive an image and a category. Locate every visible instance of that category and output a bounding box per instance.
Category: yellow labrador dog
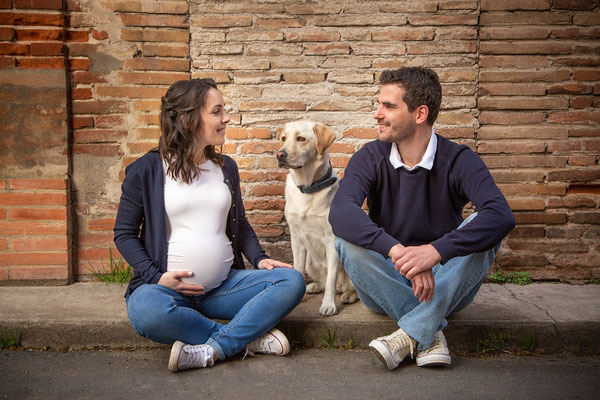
[277,120,357,316]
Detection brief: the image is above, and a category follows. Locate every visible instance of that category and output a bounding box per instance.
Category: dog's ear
[313,123,336,155]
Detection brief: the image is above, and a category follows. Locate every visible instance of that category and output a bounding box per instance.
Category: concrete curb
[1,282,599,353]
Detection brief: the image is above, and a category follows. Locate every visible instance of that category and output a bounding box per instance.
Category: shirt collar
[389,128,437,171]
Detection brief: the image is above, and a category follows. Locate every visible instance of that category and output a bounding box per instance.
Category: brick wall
[1,0,598,283]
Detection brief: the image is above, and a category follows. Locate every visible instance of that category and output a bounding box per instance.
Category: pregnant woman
[114,78,305,372]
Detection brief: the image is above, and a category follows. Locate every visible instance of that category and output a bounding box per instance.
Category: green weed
[0,330,21,349]
[488,269,532,285]
[522,330,536,352]
[345,334,356,349]
[320,327,337,349]
[587,278,599,285]
[86,249,132,284]
[473,331,508,353]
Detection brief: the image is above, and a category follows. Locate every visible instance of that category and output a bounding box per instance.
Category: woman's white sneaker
[416,330,451,367]
[168,341,215,372]
[244,328,290,357]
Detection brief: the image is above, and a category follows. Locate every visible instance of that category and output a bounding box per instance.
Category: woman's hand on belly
[158,270,205,296]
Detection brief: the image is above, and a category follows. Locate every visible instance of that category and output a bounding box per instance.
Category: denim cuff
[205,338,226,361]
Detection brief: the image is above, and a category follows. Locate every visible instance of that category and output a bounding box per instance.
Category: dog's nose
[277,150,287,160]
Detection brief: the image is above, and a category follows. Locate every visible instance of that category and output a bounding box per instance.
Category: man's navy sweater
[329,134,515,263]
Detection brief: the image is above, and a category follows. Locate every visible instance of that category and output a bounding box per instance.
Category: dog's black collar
[298,163,337,194]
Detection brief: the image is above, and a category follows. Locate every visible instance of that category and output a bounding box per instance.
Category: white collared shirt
[389,128,438,171]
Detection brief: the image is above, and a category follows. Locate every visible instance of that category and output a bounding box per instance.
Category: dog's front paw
[306,282,323,294]
[341,290,359,304]
[319,301,338,316]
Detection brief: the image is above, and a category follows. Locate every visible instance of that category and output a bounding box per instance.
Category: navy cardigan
[114,150,269,297]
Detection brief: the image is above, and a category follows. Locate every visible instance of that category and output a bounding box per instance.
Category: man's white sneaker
[369,328,416,370]
[245,328,290,357]
[168,341,215,372]
[416,330,451,367]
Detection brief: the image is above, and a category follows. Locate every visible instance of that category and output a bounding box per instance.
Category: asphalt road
[2,348,599,399]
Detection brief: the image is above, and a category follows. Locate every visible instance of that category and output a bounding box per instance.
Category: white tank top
[164,160,234,290]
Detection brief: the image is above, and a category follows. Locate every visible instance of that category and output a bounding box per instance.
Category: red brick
[573,69,600,81]
[141,44,188,57]
[72,144,123,157]
[479,96,568,110]
[15,28,64,41]
[119,14,187,28]
[124,58,189,71]
[0,251,68,266]
[119,72,189,85]
[480,27,550,40]
[546,227,583,238]
[286,31,340,42]
[29,42,64,56]
[483,155,568,168]
[66,30,88,42]
[71,88,92,101]
[548,169,600,182]
[257,18,305,28]
[73,71,107,84]
[480,12,571,25]
[568,154,597,166]
[68,43,98,57]
[1,12,64,26]
[0,239,7,250]
[481,0,551,10]
[13,0,62,9]
[91,29,108,40]
[72,100,128,114]
[554,0,597,10]
[372,29,435,41]
[250,184,285,196]
[479,69,570,82]
[408,14,478,26]
[11,266,68,280]
[95,86,168,99]
[95,115,125,128]
[239,101,305,111]
[0,0,10,8]
[552,253,600,269]
[12,237,67,251]
[0,193,66,206]
[69,58,90,70]
[0,27,15,41]
[0,43,29,55]
[509,226,546,238]
[513,212,567,225]
[226,128,272,140]
[77,232,114,247]
[253,226,284,238]
[548,83,594,95]
[247,213,283,225]
[74,129,127,143]
[243,199,285,211]
[127,142,157,154]
[239,172,287,183]
[72,116,93,129]
[0,221,66,235]
[570,97,593,109]
[549,111,600,124]
[9,179,66,190]
[195,16,252,28]
[78,247,122,261]
[548,195,597,208]
[508,198,545,210]
[87,218,115,231]
[496,252,548,267]
[240,142,279,154]
[343,128,378,139]
[507,238,587,253]
[17,57,64,69]
[0,56,14,68]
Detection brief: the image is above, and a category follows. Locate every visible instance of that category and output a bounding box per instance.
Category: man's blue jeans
[335,213,499,351]
[126,268,305,360]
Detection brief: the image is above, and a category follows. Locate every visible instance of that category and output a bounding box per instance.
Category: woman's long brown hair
[159,78,224,184]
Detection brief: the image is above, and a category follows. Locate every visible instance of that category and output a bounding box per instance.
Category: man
[328,67,515,370]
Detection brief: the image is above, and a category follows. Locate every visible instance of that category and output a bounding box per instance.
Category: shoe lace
[181,345,213,369]
[243,335,274,360]
[421,331,447,355]
[384,329,415,359]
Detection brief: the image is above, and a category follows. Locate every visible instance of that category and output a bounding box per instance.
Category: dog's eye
[297,136,306,142]
[281,135,286,141]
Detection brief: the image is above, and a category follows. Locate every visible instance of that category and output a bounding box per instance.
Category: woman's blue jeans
[126,268,305,360]
[335,213,499,351]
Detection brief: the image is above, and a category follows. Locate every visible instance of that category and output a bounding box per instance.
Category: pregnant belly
[167,236,234,290]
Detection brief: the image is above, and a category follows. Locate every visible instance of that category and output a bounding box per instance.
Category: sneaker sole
[416,353,451,367]
[369,340,399,370]
[168,341,185,372]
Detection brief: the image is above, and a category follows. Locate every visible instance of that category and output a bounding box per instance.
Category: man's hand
[390,243,442,279]
[258,258,293,270]
[412,269,435,303]
[158,270,205,296]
